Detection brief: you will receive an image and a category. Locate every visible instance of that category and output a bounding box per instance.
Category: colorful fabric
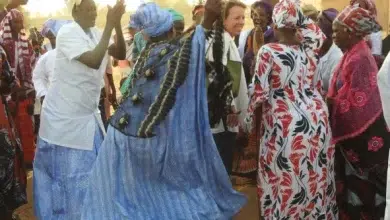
[0,9,35,88]
[81,26,246,219]
[0,45,26,215]
[350,0,377,17]
[167,8,184,21]
[328,40,382,144]
[247,9,337,217]
[130,3,173,38]
[40,19,72,37]
[33,120,103,220]
[335,116,390,219]
[272,0,302,29]
[318,8,339,38]
[335,4,381,37]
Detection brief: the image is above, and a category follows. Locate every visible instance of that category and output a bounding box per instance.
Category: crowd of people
[1,0,390,219]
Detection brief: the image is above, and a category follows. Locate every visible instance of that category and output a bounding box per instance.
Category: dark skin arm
[77,24,114,70]
[108,25,126,60]
[77,0,125,70]
[106,72,117,104]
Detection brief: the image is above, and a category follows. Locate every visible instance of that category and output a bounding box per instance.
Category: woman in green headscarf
[168,8,185,36]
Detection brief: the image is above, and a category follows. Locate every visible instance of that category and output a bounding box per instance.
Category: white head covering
[66,0,82,13]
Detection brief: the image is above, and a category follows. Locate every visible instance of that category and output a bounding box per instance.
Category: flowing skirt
[81,125,247,220]
[33,121,103,220]
[336,115,390,220]
[0,99,27,215]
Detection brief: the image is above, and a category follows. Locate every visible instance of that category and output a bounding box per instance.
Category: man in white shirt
[32,0,126,219]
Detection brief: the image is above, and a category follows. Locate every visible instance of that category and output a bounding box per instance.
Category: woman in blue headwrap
[81,2,246,219]
[40,19,72,52]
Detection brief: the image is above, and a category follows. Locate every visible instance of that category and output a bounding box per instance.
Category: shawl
[328,40,382,143]
[0,9,35,88]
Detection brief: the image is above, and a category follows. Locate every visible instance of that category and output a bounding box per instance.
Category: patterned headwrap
[350,0,377,17]
[65,0,82,13]
[317,8,339,38]
[130,3,173,38]
[335,4,381,36]
[167,9,184,22]
[41,19,72,38]
[251,0,273,26]
[0,9,35,88]
[272,0,303,29]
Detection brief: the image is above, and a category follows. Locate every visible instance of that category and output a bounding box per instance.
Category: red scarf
[0,9,35,88]
[328,40,382,144]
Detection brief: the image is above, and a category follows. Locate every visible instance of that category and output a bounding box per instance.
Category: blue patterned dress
[81,26,246,220]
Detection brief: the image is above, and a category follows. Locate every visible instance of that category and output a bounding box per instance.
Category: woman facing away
[0,44,27,220]
[0,9,36,165]
[81,2,246,219]
[246,0,337,218]
[328,4,389,219]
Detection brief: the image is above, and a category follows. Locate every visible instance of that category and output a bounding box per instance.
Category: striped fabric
[81,26,246,220]
[33,120,104,220]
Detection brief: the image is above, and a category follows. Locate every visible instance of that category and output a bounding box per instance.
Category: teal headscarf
[167,9,184,22]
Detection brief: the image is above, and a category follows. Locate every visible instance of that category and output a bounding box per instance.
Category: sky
[25,0,257,15]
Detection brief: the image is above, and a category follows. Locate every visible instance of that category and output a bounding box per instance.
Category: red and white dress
[248,23,338,220]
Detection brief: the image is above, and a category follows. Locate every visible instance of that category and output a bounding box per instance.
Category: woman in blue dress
[81,2,246,220]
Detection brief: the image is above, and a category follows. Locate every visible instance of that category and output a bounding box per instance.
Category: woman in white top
[206,0,249,175]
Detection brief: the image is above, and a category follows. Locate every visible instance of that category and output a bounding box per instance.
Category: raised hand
[106,0,126,28]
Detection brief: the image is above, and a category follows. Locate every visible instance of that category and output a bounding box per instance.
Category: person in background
[301,4,319,22]
[351,0,383,68]
[315,8,342,94]
[206,0,249,175]
[329,4,389,219]
[0,44,27,220]
[168,9,185,36]
[32,19,71,136]
[81,2,246,219]
[29,27,44,58]
[233,0,275,185]
[40,19,72,53]
[33,0,126,218]
[0,9,36,165]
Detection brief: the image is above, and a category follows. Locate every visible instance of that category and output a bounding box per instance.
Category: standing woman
[329,4,389,219]
[233,0,275,184]
[350,0,383,68]
[0,9,36,165]
[247,0,337,218]
[0,45,27,220]
[206,0,249,175]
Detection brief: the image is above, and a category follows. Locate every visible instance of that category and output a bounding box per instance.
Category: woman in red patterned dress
[0,9,36,165]
[0,44,26,220]
[246,0,337,218]
[329,4,389,219]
